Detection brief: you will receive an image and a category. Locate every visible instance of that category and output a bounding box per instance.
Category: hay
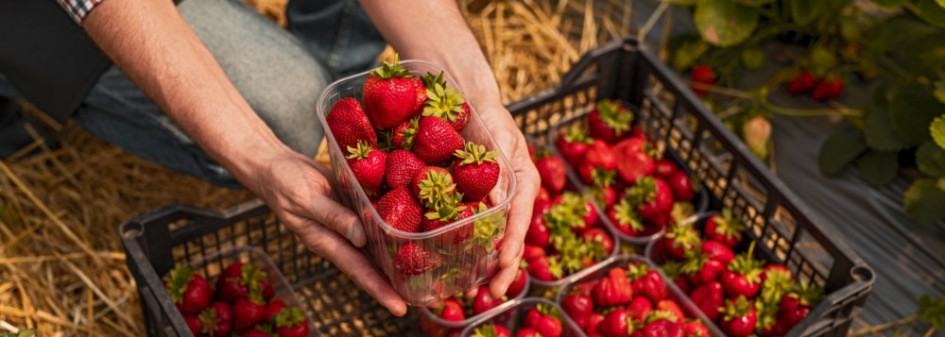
[0,1,652,335]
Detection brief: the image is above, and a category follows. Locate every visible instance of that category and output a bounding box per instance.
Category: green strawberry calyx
[626,176,658,206]
[536,304,560,319]
[681,250,711,276]
[647,310,680,324]
[240,264,268,304]
[418,170,458,209]
[597,99,634,133]
[454,141,499,166]
[665,224,702,251]
[591,168,616,187]
[274,307,305,328]
[395,117,419,150]
[163,264,195,303]
[564,127,593,144]
[713,208,745,241]
[470,204,501,252]
[423,83,466,122]
[370,54,412,79]
[728,241,763,283]
[471,324,502,337]
[345,140,375,160]
[754,300,779,331]
[421,71,446,89]
[626,262,651,281]
[613,199,644,232]
[424,193,465,222]
[760,269,795,304]
[670,202,696,226]
[790,281,824,308]
[660,260,684,280]
[198,307,220,335]
[721,296,753,321]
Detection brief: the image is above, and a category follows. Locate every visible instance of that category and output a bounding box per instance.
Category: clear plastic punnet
[459,297,587,337]
[316,60,517,306]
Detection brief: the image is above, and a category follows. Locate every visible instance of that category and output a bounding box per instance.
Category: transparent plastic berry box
[459,298,586,337]
[419,270,530,336]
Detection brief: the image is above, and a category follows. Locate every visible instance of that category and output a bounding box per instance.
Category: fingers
[498,161,540,270]
[300,188,367,248]
[292,216,408,316]
[489,247,523,298]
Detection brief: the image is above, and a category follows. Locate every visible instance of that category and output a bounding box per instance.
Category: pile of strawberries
[551,100,699,240]
[420,268,529,337]
[525,145,614,282]
[649,210,824,337]
[325,55,503,278]
[787,69,844,102]
[468,305,567,337]
[558,260,710,337]
[163,263,308,337]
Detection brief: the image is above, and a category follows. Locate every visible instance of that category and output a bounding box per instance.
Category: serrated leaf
[864,107,909,151]
[918,141,945,177]
[791,0,826,26]
[819,123,868,175]
[904,178,945,224]
[889,90,944,146]
[932,115,945,149]
[695,0,759,47]
[855,151,899,186]
[917,0,945,28]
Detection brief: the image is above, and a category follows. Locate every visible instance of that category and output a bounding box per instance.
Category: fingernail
[347,225,365,247]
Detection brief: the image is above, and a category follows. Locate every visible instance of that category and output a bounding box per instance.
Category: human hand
[249,150,408,316]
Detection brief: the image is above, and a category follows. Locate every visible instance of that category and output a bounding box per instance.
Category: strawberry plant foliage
[917,295,945,330]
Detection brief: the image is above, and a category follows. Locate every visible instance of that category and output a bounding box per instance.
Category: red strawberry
[346,140,387,196]
[628,176,674,225]
[525,305,564,337]
[234,297,268,333]
[780,282,823,331]
[413,166,457,207]
[377,187,423,233]
[562,293,594,328]
[628,297,654,323]
[326,97,377,150]
[578,140,617,184]
[472,285,502,315]
[452,142,500,202]
[642,311,683,337]
[437,298,466,321]
[666,171,694,202]
[266,299,287,321]
[690,65,716,97]
[682,320,710,337]
[689,282,724,321]
[755,300,780,337]
[471,324,511,337]
[243,327,274,337]
[614,144,655,184]
[556,127,593,165]
[394,242,443,276]
[421,194,472,235]
[588,100,634,142]
[525,215,551,248]
[527,256,562,281]
[610,199,645,236]
[660,224,702,261]
[628,263,667,303]
[681,252,725,287]
[163,264,212,315]
[655,300,686,323]
[273,307,309,337]
[580,198,599,232]
[523,244,546,262]
[536,155,567,193]
[787,70,816,95]
[363,54,426,129]
[385,149,425,189]
[215,262,274,304]
[810,75,843,101]
[515,328,541,337]
[391,118,418,150]
[590,185,618,209]
[422,82,470,132]
[720,242,764,299]
[653,159,679,178]
[413,116,465,164]
[586,312,606,335]
[659,260,690,294]
[196,301,232,337]
[506,268,528,298]
[184,315,203,336]
[598,308,632,337]
[592,268,634,307]
[759,266,795,306]
[700,240,735,265]
[704,209,744,248]
[761,264,791,283]
[719,296,757,337]
[582,228,615,255]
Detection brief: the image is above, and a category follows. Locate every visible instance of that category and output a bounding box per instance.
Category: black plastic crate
[121,37,874,337]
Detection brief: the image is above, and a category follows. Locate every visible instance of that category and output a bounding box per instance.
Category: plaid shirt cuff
[57,0,106,24]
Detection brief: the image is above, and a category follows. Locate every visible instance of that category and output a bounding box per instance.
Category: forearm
[358,0,502,107]
[82,0,292,192]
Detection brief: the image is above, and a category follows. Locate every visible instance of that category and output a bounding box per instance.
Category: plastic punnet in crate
[419,270,530,337]
[315,60,517,306]
[504,38,874,337]
[554,254,725,337]
[459,298,587,337]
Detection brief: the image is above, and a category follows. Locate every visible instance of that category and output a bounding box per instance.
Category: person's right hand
[248,149,408,316]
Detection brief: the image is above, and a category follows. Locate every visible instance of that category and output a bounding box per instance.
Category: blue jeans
[0,0,386,188]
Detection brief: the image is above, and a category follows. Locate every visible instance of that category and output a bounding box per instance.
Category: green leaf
[791,0,826,26]
[938,0,945,8]
[741,48,765,70]
[809,46,838,77]
[889,89,945,146]
[864,107,909,151]
[917,0,945,28]
[917,141,945,177]
[934,81,945,105]
[918,295,945,330]
[855,151,899,186]
[819,123,868,176]
[694,0,760,47]
[932,115,945,149]
[904,178,945,224]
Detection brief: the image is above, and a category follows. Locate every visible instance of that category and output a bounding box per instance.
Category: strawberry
[598,308,632,337]
[234,297,268,333]
[523,244,546,262]
[787,70,815,95]
[743,116,771,159]
[452,142,500,202]
[655,300,686,324]
[719,296,757,337]
[582,228,615,255]
[666,171,695,202]
[616,150,655,185]
[524,305,564,337]
[377,187,423,233]
[363,54,426,129]
[413,116,465,164]
[659,260,690,294]
[642,311,683,337]
[810,74,843,101]
[436,297,466,321]
[326,97,377,150]
[385,149,425,189]
[471,324,511,337]
[720,242,764,299]
[346,140,387,197]
[184,315,203,336]
[755,300,779,337]
[681,251,725,287]
[660,224,702,261]
[420,313,449,337]
[590,185,618,209]
[760,264,791,283]
[609,199,645,236]
[690,65,716,97]
[215,262,274,304]
[628,263,667,303]
[653,159,679,178]
[527,256,562,281]
[592,268,634,307]
[578,140,617,185]
[163,264,212,315]
[700,240,735,265]
[556,127,593,165]
[759,266,794,305]
[391,117,418,150]
[515,328,541,337]
[779,282,823,331]
[394,242,443,276]
[472,285,502,314]
[423,82,469,132]
[536,154,567,193]
[579,198,599,232]
[628,297,654,324]
[506,268,528,298]
[266,299,287,321]
[682,320,710,337]
[588,100,634,142]
[243,327,274,337]
[627,176,674,225]
[195,301,232,337]
[273,307,309,337]
[704,209,743,248]
[525,215,551,248]
[689,281,724,322]
[586,312,606,335]
[562,293,594,328]
[421,194,473,238]
[413,166,458,208]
